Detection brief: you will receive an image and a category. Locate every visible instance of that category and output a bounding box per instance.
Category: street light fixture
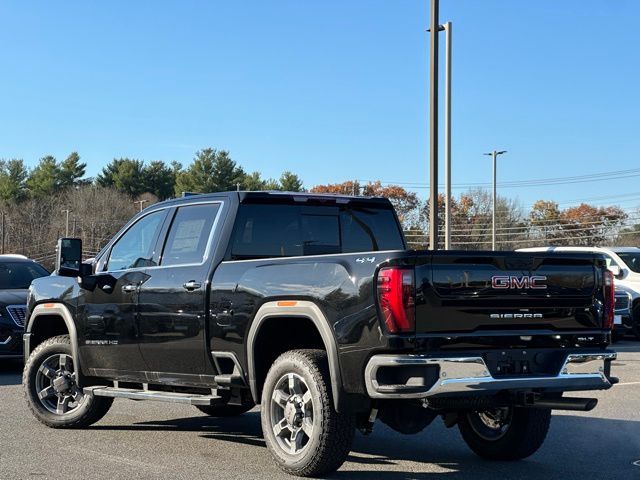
[133,200,148,212]
[483,150,507,250]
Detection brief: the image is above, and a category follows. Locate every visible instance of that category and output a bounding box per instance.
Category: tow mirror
[56,238,83,277]
[608,265,621,278]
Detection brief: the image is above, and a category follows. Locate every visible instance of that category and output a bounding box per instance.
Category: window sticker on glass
[161,204,220,266]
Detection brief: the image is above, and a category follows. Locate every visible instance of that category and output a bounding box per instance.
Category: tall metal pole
[62,209,70,237]
[444,22,452,250]
[1,212,4,254]
[484,150,507,250]
[492,152,497,250]
[428,0,439,250]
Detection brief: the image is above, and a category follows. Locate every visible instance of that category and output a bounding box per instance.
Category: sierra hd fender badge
[85,340,119,345]
[491,275,547,289]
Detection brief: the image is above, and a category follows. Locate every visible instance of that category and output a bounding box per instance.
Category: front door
[78,209,168,378]
[137,202,222,381]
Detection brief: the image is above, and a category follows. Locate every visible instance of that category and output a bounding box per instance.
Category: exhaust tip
[584,398,598,411]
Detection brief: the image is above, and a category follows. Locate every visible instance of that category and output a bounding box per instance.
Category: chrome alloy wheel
[467,407,513,441]
[270,373,314,455]
[34,353,85,415]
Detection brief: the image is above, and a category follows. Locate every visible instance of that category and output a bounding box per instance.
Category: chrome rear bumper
[364,352,617,399]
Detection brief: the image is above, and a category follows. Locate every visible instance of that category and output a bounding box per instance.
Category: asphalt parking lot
[1,342,639,480]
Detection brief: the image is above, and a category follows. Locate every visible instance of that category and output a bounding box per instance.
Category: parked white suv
[518,246,640,340]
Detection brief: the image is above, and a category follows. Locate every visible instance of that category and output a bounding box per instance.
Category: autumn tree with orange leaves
[310,181,419,227]
[529,200,627,245]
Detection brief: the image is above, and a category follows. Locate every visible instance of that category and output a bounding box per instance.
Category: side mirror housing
[608,265,622,278]
[56,238,83,277]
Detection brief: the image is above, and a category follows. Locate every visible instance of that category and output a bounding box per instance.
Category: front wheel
[458,407,551,460]
[23,335,113,428]
[260,349,355,477]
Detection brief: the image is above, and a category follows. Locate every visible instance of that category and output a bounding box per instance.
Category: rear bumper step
[84,386,223,406]
[364,351,617,399]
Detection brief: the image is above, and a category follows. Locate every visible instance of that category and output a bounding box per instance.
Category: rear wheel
[260,349,355,477]
[458,407,551,460]
[23,335,113,428]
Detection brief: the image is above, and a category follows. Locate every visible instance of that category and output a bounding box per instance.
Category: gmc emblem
[491,275,547,289]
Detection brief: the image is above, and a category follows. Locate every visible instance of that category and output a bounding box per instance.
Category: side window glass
[107,211,165,271]
[161,204,220,266]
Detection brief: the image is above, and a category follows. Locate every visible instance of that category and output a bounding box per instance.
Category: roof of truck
[155,190,394,209]
[518,246,640,254]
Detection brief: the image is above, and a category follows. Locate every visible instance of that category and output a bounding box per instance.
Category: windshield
[616,253,640,273]
[0,262,49,289]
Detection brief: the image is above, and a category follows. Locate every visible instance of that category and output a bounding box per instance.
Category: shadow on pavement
[88,411,640,479]
[0,359,22,386]
[614,339,640,354]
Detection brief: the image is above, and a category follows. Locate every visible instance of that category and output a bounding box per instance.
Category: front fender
[25,302,82,385]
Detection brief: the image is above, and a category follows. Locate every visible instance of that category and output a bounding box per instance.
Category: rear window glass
[230,203,404,259]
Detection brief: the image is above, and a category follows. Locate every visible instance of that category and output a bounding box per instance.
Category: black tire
[195,402,254,417]
[458,407,551,461]
[260,349,355,477]
[23,335,113,428]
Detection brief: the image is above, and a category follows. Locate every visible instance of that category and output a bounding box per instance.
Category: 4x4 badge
[356,257,376,264]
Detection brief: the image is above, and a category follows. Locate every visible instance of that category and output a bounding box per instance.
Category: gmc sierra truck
[22,191,617,477]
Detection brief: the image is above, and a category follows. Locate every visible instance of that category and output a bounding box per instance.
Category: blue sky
[0,1,638,211]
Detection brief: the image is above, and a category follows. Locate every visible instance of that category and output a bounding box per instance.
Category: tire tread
[23,335,113,428]
[459,407,551,461]
[262,349,354,477]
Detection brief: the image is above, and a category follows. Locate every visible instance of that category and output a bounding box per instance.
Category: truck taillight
[377,267,415,334]
[603,270,615,330]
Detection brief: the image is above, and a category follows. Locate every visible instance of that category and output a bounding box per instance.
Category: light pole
[133,200,148,212]
[483,150,507,250]
[443,22,452,250]
[61,209,70,237]
[428,0,439,250]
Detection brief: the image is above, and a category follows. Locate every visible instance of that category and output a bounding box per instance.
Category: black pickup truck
[22,191,617,476]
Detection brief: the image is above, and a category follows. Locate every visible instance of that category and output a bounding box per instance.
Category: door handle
[122,284,137,293]
[183,281,202,291]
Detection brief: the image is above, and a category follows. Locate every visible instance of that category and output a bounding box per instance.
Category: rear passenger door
[137,201,223,381]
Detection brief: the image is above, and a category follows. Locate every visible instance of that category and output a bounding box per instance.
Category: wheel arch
[25,303,82,384]
[246,301,343,411]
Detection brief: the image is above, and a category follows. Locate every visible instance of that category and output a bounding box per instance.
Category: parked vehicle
[519,246,640,339]
[614,288,633,341]
[0,255,49,360]
[23,192,617,477]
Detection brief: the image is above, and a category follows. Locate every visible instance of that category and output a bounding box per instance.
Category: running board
[83,386,223,406]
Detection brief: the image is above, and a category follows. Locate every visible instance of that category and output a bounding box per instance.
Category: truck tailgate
[414,251,603,333]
